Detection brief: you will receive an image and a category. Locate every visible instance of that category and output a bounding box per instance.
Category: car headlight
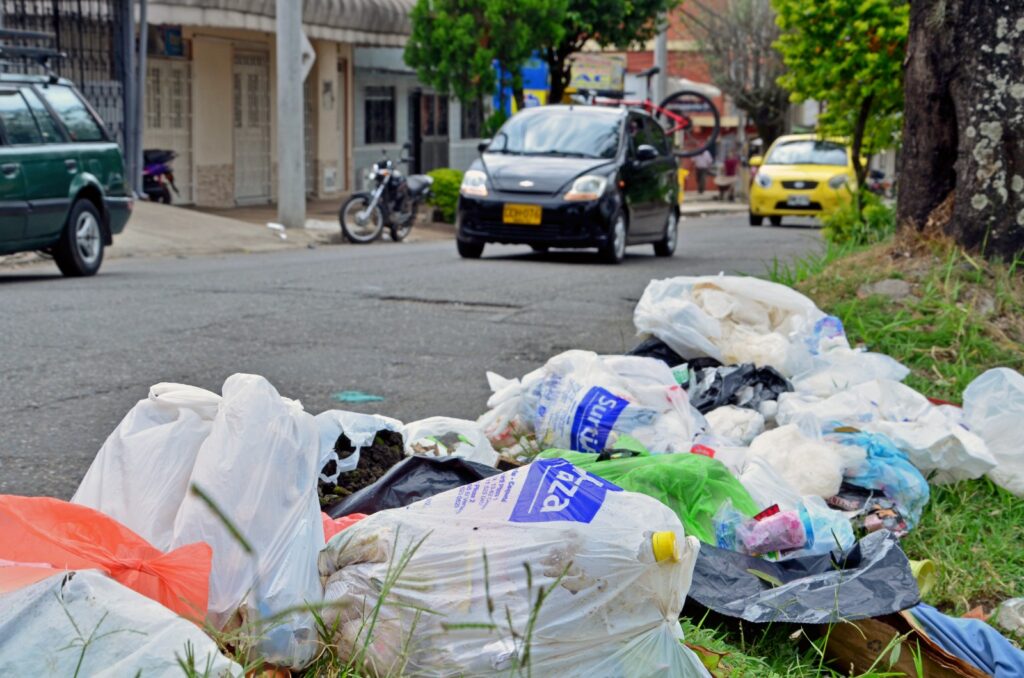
[564,174,608,202]
[828,174,849,189]
[755,173,772,188]
[460,169,488,197]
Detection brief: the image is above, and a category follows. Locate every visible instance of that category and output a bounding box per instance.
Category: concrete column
[275,0,305,227]
[654,14,668,104]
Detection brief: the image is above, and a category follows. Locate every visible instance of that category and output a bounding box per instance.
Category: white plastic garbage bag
[71,383,221,551]
[319,458,709,677]
[704,405,765,445]
[478,350,700,459]
[315,410,404,482]
[748,424,866,499]
[171,374,324,668]
[791,349,910,398]
[402,416,499,466]
[0,569,240,677]
[776,379,996,483]
[963,368,1024,496]
[633,275,846,376]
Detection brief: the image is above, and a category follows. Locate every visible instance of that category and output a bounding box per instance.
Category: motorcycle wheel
[389,209,415,242]
[339,193,385,244]
[158,185,172,204]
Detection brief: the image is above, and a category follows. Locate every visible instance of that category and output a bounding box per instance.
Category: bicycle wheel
[656,90,721,158]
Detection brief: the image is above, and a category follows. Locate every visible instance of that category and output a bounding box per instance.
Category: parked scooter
[143,149,179,204]
[339,143,433,243]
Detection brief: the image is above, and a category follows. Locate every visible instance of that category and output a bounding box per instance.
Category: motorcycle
[142,149,180,204]
[339,143,433,243]
[865,169,892,197]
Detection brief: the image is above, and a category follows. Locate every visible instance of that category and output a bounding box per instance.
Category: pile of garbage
[2,275,1023,677]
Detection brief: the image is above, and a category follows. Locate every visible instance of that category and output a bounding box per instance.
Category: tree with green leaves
[683,0,789,147]
[772,0,909,186]
[404,0,565,115]
[543,0,681,103]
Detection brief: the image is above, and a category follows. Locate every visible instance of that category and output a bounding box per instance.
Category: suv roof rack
[0,28,65,79]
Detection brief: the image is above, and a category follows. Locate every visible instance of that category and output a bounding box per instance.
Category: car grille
[782,180,819,190]
[775,201,823,211]
[469,221,578,241]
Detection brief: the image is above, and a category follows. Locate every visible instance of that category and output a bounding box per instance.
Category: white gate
[233,51,272,204]
[144,59,194,204]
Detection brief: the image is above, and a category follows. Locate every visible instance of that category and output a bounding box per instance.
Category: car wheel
[653,209,678,257]
[769,216,782,226]
[457,239,484,259]
[599,212,627,264]
[530,245,549,254]
[54,199,104,277]
[749,212,764,227]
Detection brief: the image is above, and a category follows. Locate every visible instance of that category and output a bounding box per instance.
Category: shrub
[822,189,896,246]
[427,168,463,223]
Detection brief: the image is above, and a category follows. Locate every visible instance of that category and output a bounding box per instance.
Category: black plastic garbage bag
[688,363,792,414]
[627,337,689,367]
[685,530,920,624]
[325,455,501,517]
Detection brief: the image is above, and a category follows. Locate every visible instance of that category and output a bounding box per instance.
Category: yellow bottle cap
[652,531,680,563]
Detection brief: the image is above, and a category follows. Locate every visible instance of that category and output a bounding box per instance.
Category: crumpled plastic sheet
[686,530,919,624]
[325,455,500,517]
[687,363,793,414]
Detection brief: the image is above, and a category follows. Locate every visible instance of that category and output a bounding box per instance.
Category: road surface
[0,214,822,498]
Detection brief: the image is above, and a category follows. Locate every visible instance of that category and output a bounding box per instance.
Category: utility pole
[654,13,668,104]
[275,0,305,228]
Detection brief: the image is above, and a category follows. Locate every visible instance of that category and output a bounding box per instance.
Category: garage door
[144,59,194,204]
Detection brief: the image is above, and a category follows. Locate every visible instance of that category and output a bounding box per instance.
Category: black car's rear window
[493,111,620,159]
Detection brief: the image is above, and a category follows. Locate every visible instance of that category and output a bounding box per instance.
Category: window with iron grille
[460,97,484,139]
[364,86,395,144]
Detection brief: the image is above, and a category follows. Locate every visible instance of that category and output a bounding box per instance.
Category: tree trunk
[899,0,1024,258]
[851,94,874,188]
[545,44,575,104]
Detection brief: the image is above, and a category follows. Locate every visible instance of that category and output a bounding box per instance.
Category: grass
[691,233,1024,676]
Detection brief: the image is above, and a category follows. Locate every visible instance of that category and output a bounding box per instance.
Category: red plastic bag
[0,495,211,620]
[321,512,367,542]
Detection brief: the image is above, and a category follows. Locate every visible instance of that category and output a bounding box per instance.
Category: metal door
[418,93,449,173]
[233,51,271,204]
[303,76,316,195]
[144,59,193,203]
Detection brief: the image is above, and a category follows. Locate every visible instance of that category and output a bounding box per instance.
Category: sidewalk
[678,192,749,217]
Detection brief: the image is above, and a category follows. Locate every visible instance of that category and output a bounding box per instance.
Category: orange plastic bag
[321,512,367,542]
[0,495,211,620]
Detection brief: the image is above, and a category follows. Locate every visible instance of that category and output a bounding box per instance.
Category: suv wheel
[599,212,627,264]
[653,210,678,257]
[54,199,104,277]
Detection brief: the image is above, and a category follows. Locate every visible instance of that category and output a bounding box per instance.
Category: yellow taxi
[748,134,857,226]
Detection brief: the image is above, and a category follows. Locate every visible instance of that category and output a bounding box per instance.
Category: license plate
[503,203,542,225]
[787,195,811,207]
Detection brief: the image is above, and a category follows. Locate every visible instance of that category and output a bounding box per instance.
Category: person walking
[693,149,713,195]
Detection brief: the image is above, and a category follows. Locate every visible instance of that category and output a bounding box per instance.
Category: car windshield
[491,111,620,159]
[765,140,848,166]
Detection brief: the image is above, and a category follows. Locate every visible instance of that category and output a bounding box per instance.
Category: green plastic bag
[539,449,760,544]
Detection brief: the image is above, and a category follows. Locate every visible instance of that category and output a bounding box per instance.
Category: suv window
[38,85,105,141]
[0,90,43,145]
[627,114,665,156]
[644,116,670,155]
[21,87,64,143]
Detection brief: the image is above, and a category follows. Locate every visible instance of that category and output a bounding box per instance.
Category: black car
[456,105,679,264]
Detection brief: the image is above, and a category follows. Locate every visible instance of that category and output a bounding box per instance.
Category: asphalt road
[1,213,822,498]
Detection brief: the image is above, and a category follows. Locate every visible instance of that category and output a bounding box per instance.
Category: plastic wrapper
[325,455,500,517]
[704,405,765,445]
[478,350,700,460]
[72,383,222,551]
[777,379,996,483]
[686,363,793,414]
[963,368,1024,497]
[537,449,759,545]
[686,530,919,624]
[0,570,240,676]
[748,424,866,499]
[791,348,910,398]
[401,416,499,466]
[319,459,710,677]
[171,374,324,669]
[315,410,404,484]
[830,430,930,530]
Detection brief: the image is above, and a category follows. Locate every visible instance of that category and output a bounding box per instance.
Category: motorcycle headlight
[828,174,849,189]
[564,174,608,202]
[755,173,773,188]
[460,169,488,197]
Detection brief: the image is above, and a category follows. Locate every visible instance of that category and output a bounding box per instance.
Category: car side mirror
[477,138,492,154]
[748,155,763,167]
[636,144,658,162]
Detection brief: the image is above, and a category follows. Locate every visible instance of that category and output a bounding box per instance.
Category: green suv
[0,74,132,276]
